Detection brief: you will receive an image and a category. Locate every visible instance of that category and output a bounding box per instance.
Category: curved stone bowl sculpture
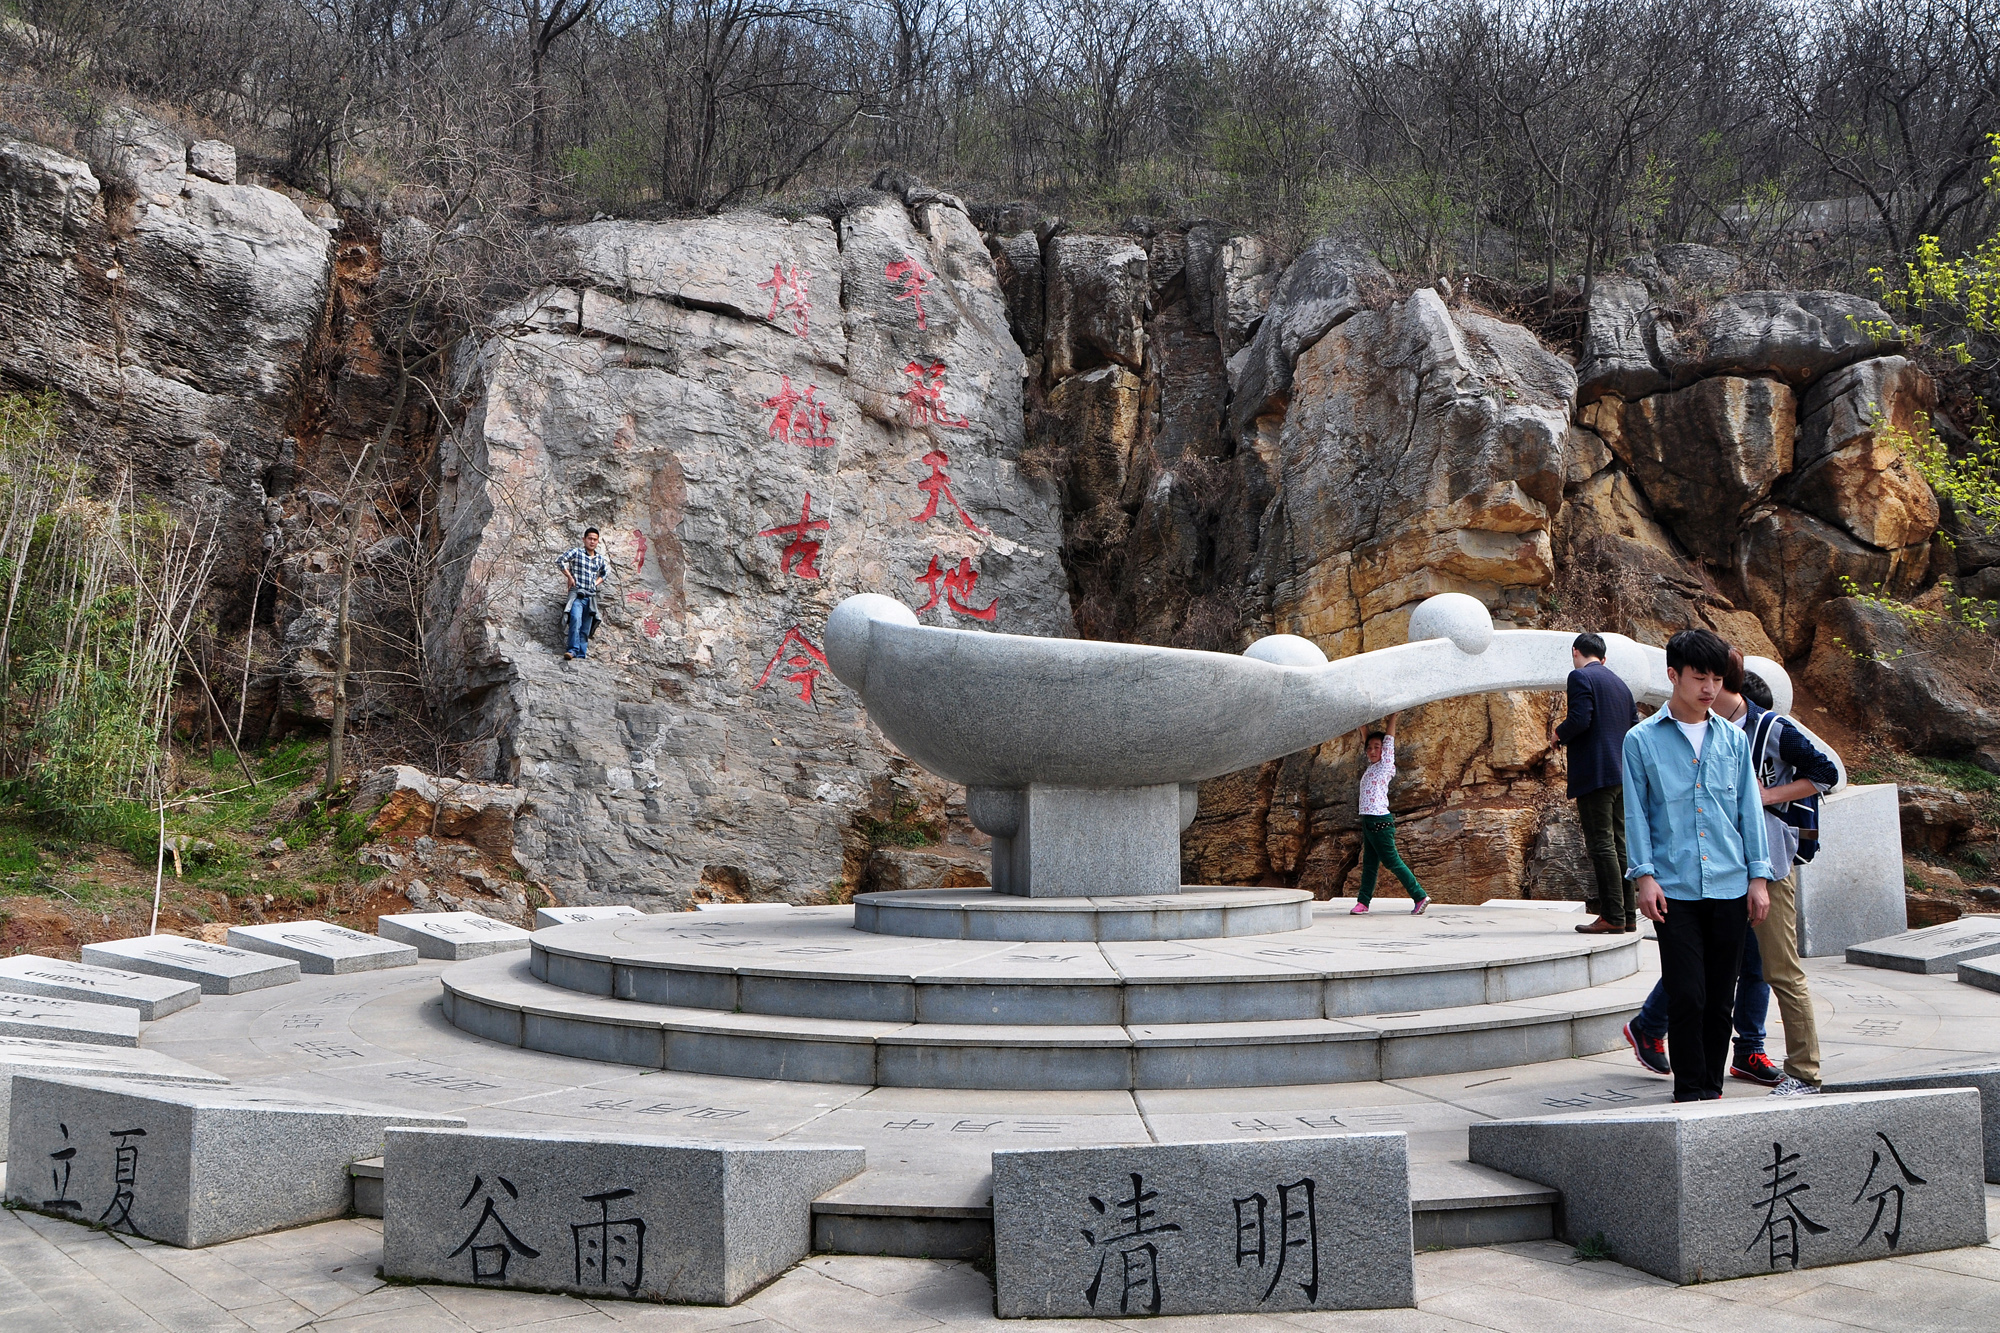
[827,592,1829,898]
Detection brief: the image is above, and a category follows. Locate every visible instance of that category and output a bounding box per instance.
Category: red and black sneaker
[1730,1052,1783,1086]
[1623,1021,1670,1076]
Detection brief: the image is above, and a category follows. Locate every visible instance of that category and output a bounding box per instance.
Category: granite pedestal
[536,906,645,929]
[227,921,419,973]
[0,989,142,1046]
[1794,785,1908,957]
[378,911,533,960]
[1845,914,2000,974]
[1823,1064,2000,1183]
[380,1127,865,1304]
[1961,955,2000,993]
[1468,1089,1988,1283]
[992,1135,1414,1318]
[0,1039,225,1147]
[0,955,201,1020]
[4,1074,462,1246]
[82,934,300,994]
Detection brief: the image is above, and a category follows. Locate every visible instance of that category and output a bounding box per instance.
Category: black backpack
[1750,710,1821,865]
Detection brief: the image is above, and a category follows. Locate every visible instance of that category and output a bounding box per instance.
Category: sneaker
[1349,902,1370,915]
[1411,898,1429,916]
[1623,1020,1671,1076]
[1770,1076,1820,1098]
[1730,1052,1783,1086]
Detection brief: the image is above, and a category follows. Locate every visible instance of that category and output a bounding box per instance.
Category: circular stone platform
[442,902,1646,1090]
[851,886,1314,940]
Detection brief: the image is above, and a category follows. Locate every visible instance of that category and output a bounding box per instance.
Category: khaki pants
[1750,871,1820,1086]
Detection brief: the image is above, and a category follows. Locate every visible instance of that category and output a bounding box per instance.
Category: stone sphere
[1243,634,1329,668]
[825,594,918,693]
[1406,593,1494,655]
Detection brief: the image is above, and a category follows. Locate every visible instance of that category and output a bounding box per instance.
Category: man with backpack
[1736,668,1838,1096]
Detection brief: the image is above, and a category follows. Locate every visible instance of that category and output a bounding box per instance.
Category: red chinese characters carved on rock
[884,256,934,330]
[915,554,997,621]
[764,377,835,449]
[758,494,830,579]
[757,626,828,702]
[899,361,969,430]
[757,263,810,336]
[907,448,985,533]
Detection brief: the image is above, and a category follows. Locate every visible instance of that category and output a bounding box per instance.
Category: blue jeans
[1633,923,1769,1055]
[566,597,591,658]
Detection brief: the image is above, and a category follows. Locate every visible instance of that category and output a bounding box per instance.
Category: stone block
[1845,913,2000,974]
[1961,955,2000,994]
[535,906,644,929]
[1796,784,1908,957]
[4,1074,461,1244]
[1468,1090,1987,1284]
[1480,899,1586,911]
[380,1127,865,1304]
[0,954,201,1020]
[1823,1065,2000,1183]
[186,139,236,184]
[992,1135,1414,1318]
[81,934,300,995]
[0,1039,227,1151]
[227,920,419,973]
[378,911,532,960]
[0,990,141,1047]
[980,783,1185,898]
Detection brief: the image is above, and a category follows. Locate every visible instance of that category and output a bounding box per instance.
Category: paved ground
[2,1187,1996,1331]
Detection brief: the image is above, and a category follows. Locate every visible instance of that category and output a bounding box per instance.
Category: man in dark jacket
[1551,632,1639,934]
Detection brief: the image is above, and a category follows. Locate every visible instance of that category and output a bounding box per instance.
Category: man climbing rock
[560,527,609,661]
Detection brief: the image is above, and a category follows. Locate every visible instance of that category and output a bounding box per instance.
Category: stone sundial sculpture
[827,591,1822,901]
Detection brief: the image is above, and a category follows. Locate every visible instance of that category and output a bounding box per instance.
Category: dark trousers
[1657,895,1750,1101]
[1576,786,1630,925]
[1358,815,1425,904]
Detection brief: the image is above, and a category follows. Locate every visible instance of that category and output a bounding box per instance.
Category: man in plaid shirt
[559,527,609,660]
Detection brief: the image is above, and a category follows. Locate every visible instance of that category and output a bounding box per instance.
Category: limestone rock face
[1226,238,1386,439]
[1786,436,1939,551]
[0,116,329,539]
[1256,288,1574,655]
[1899,784,1976,854]
[430,199,1072,904]
[1806,598,2000,768]
[1042,235,1146,382]
[1588,377,1795,565]
[1740,506,1930,657]
[1211,234,1276,357]
[1795,355,1934,469]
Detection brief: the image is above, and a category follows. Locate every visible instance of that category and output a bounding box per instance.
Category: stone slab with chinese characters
[1845,914,2000,974]
[378,912,533,961]
[1467,1088,1988,1284]
[227,921,418,974]
[2,1073,462,1246]
[0,1036,226,1160]
[82,934,301,995]
[380,1126,865,1304]
[991,1134,1414,1318]
[1825,1062,2000,1183]
[0,954,201,1020]
[0,988,141,1047]
[534,906,644,929]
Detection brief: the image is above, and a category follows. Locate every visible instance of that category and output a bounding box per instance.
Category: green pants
[1576,785,1632,926]
[1359,814,1425,904]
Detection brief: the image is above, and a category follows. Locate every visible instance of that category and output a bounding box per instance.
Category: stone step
[528,906,1640,1028]
[1958,955,2000,994]
[442,952,1647,1091]
[852,887,1314,941]
[809,1159,1555,1260]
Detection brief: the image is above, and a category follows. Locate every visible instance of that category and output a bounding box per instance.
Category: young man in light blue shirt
[1624,628,1773,1102]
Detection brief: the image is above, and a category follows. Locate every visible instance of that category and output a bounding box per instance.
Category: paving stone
[535,907,645,929]
[0,1036,227,1147]
[1467,1089,1989,1284]
[1845,915,2000,974]
[1824,1063,2000,1183]
[1960,955,2000,994]
[379,913,534,961]
[0,954,201,1020]
[228,921,420,973]
[991,1133,1414,1318]
[380,1126,866,1305]
[0,989,141,1047]
[2,1073,464,1247]
[81,935,301,995]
